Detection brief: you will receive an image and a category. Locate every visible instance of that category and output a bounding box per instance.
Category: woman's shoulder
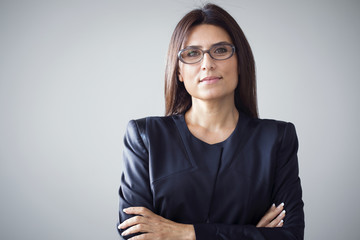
[251,117,294,127]
[126,115,181,133]
[242,114,297,137]
[129,115,178,126]
[242,112,294,126]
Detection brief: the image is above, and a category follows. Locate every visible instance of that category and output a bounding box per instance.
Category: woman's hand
[256,203,286,228]
[118,207,195,240]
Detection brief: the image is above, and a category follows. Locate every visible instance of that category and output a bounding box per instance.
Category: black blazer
[118,114,304,240]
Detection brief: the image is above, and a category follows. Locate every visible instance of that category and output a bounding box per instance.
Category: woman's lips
[200,76,222,84]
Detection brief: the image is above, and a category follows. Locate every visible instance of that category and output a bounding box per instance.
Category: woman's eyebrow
[184,44,202,49]
[185,41,231,48]
[213,41,231,46]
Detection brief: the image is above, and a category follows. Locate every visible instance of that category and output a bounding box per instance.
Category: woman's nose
[201,52,215,70]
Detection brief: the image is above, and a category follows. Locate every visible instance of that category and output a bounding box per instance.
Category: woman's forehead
[182,24,232,48]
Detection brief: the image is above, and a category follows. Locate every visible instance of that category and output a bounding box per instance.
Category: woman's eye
[186,50,201,57]
[214,47,228,54]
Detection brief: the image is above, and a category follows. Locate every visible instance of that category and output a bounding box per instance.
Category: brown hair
[164,3,258,118]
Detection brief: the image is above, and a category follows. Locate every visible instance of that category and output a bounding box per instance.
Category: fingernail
[123,208,128,213]
[121,229,129,236]
[278,202,284,208]
[280,210,286,216]
[272,203,275,208]
[117,224,121,229]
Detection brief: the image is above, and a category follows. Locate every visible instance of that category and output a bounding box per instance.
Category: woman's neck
[185,96,239,132]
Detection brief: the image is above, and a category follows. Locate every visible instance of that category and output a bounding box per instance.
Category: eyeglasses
[178,43,235,64]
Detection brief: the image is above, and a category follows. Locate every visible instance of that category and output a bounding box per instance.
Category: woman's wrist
[183,224,196,240]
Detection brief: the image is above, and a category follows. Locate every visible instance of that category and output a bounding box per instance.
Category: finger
[265,203,276,214]
[119,215,146,229]
[121,223,151,237]
[267,210,285,228]
[276,220,284,227]
[273,203,284,214]
[267,210,286,228]
[256,203,284,227]
[266,203,284,222]
[256,216,267,227]
[123,207,153,217]
[256,203,275,227]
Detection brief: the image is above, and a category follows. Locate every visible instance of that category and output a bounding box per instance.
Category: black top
[118,113,304,239]
[176,114,240,179]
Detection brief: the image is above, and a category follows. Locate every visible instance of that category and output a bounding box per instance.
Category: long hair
[164,3,258,118]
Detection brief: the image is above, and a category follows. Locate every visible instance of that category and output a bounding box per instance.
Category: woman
[118,3,304,240]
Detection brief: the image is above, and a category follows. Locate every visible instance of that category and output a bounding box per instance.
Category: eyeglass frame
[177,42,236,64]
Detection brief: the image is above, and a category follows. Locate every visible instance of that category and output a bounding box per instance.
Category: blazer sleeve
[117,120,154,239]
[193,122,305,240]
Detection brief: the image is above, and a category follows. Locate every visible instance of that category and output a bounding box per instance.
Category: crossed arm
[118,203,286,240]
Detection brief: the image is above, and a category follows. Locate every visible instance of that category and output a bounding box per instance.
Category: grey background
[1,0,359,239]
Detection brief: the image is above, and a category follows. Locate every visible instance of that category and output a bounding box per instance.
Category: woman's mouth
[200,76,222,84]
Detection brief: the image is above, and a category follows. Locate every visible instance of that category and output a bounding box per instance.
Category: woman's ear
[178,72,183,82]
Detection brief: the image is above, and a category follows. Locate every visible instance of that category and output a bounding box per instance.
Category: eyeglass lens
[179,44,234,64]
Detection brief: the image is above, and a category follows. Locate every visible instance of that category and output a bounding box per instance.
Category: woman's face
[178,24,238,103]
